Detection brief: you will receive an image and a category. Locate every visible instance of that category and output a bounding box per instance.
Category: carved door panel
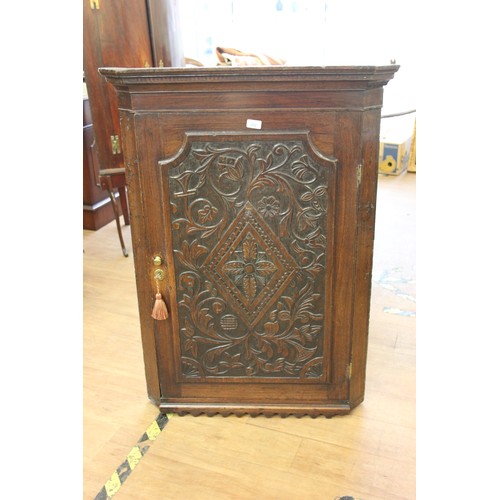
[159,131,339,392]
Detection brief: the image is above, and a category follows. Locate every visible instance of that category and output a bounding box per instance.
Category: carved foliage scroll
[164,134,337,380]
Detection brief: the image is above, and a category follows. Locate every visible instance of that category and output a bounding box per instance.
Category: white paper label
[246,119,262,130]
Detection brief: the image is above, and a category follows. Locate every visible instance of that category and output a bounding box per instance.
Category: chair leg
[118,186,130,226]
[108,188,128,257]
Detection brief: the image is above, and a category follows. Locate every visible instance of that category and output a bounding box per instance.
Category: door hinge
[90,0,99,9]
[348,362,352,380]
[111,135,121,155]
[356,162,363,188]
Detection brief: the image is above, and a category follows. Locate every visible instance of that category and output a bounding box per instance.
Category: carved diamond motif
[203,203,297,326]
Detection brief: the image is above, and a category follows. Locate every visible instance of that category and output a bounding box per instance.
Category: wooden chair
[98,168,130,257]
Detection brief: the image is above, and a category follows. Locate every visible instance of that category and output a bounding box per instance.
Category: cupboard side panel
[325,111,363,402]
[350,108,383,405]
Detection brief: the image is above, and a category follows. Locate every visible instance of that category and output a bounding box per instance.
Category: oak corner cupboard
[100,65,399,418]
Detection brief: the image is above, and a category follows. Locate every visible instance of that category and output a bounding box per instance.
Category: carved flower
[257,196,280,218]
[222,233,277,302]
[300,186,327,212]
[302,228,327,249]
[217,155,244,181]
[197,203,219,223]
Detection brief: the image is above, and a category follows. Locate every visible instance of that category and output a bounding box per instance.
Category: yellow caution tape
[104,471,121,497]
[126,446,143,470]
[95,413,170,499]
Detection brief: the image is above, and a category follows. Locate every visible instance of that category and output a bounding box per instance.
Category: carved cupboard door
[153,130,349,416]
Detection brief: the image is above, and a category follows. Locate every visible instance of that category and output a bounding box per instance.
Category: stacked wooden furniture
[83,97,115,230]
[83,0,184,235]
[100,65,399,417]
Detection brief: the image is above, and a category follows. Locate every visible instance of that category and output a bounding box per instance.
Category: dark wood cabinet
[100,65,399,417]
[83,97,116,229]
[83,0,184,229]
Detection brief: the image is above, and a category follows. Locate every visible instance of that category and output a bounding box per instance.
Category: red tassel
[152,293,168,320]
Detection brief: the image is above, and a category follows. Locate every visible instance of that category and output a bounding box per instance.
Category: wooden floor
[83,172,416,500]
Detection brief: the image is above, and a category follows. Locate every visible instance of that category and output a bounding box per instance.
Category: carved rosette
[164,134,337,380]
